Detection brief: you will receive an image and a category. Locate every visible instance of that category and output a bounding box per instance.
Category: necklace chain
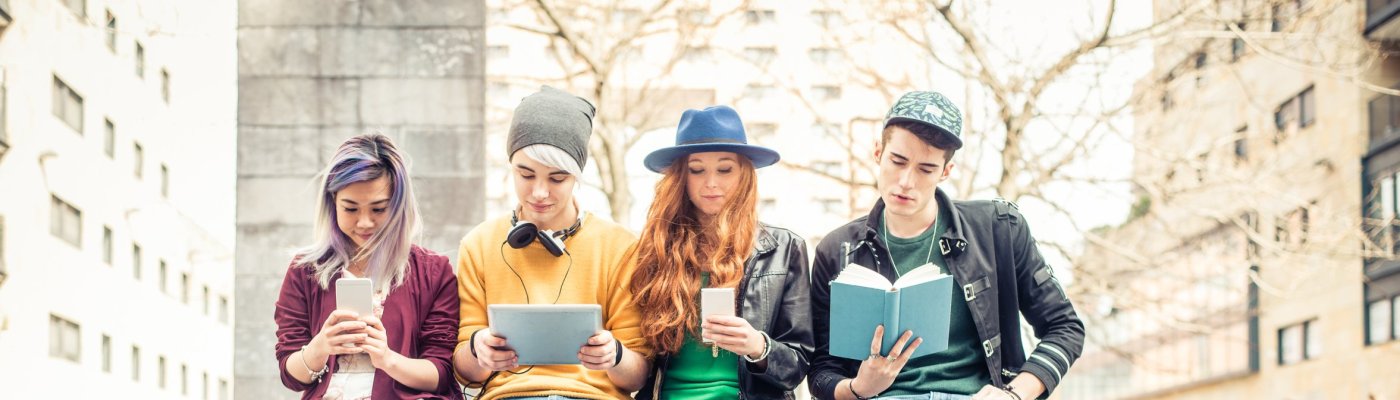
[882,211,937,277]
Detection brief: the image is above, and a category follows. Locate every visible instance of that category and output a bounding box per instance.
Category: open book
[828,263,953,360]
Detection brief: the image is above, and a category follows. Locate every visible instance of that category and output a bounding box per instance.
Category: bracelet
[847,379,871,400]
[469,329,484,359]
[742,331,772,363]
[1001,385,1022,400]
[299,345,328,382]
[612,340,624,368]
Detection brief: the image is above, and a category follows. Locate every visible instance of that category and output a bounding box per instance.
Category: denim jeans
[874,392,975,400]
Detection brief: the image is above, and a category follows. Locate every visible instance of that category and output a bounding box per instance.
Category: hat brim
[885,116,964,150]
[643,143,781,173]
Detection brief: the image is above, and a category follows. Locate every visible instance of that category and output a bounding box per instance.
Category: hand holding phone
[700,287,735,344]
[335,278,373,348]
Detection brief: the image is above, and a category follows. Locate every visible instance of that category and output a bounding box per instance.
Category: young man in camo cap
[808,91,1085,400]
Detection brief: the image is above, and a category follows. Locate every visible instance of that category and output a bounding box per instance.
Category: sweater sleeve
[606,242,651,359]
[454,234,490,385]
[419,253,462,395]
[273,263,318,392]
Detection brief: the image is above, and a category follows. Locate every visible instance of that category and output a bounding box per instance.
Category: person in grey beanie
[451,86,652,399]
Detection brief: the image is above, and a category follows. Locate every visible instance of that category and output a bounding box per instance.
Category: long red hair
[630,155,759,355]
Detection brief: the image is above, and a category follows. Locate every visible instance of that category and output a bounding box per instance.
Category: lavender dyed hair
[294,134,421,293]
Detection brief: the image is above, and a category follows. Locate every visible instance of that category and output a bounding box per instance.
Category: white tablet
[487,304,603,365]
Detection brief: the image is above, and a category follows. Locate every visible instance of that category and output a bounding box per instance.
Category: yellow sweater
[455,212,648,400]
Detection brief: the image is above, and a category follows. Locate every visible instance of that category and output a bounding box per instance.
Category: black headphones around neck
[506,210,583,257]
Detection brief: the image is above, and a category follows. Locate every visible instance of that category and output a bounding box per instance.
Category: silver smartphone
[335,277,373,317]
[700,287,736,344]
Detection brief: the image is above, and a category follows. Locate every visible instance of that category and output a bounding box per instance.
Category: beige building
[1063,0,1400,398]
[0,0,237,398]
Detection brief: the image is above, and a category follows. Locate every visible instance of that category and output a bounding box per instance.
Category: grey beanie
[506,86,596,170]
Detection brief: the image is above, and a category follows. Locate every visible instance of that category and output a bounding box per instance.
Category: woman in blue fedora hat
[627,105,813,399]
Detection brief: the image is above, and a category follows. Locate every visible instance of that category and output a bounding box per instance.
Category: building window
[131,345,141,382]
[158,355,167,389]
[50,195,82,247]
[0,215,7,288]
[63,0,86,18]
[1278,319,1320,365]
[748,122,777,143]
[809,47,839,66]
[1194,52,1208,87]
[681,8,709,25]
[1299,86,1316,128]
[159,260,168,294]
[103,119,115,158]
[1231,23,1247,62]
[181,364,188,395]
[1234,126,1249,164]
[203,286,211,315]
[203,372,209,400]
[49,314,81,362]
[813,122,841,139]
[681,46,712,63]
[759,198,777,215]
[135,42,145,78]
[1271,4,1283,32]
[52,76,84,133]
[745,8,775,25]
[101,334,112,373]
[1367,296,1396,345]
[219,378,229,400]
[812,85,841,101]
[743,46,777,66]
[105,11,116,52]
[102,226,113,265]
[811,160,842,177]
[1274,86,1316,142]
[742,84,775,101]
[181,272,190,304]
[132,243,142,280]
[1369,89,1400,146]
[133,142,144,178]
[818,198,843,215]
[1275,205,1310,246]
[160,69,171,103]
[219,295,229,324]
[1,77,9,146]
[811,9,841,28]
[161,163,170,198]
[487,45,509,59]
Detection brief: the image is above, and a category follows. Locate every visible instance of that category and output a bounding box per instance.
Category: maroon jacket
[274,246,462,399]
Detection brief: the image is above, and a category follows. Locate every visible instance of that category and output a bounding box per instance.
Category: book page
[832,264,894,289]
[893,263,947,289]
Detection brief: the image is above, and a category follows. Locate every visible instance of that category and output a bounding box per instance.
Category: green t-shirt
[660,273,741,399]
[877,207,990,396]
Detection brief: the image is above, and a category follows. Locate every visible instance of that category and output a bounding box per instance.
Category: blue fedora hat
[643,105,780,173]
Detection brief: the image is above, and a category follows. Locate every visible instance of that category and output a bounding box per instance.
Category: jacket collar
[862,188,969,256]
[753,223,778,255]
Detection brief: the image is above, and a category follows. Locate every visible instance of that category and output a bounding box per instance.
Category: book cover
[828,263,954,360]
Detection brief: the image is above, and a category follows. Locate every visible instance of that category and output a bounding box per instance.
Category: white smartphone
[700,287,736,344]
[335,277,373,318]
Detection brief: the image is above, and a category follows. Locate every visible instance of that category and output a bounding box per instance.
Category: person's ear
[941,161,955,181]
[873,141,884,163]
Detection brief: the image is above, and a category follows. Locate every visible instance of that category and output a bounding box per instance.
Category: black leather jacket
[808,190,1085,400]
[637,224,813,400]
